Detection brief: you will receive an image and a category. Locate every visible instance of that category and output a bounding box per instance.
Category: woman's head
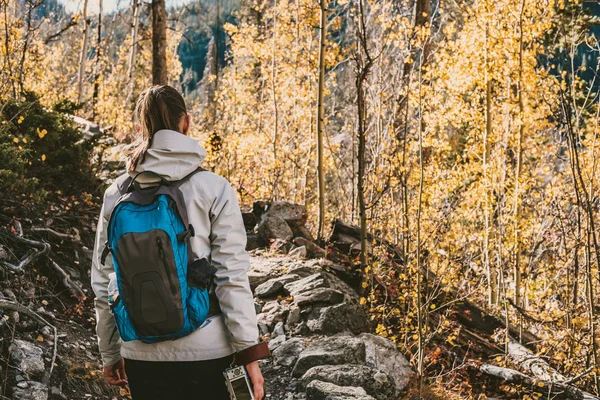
[129,85,190,171]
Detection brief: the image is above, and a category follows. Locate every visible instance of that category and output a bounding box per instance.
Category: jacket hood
[131,129,206,182]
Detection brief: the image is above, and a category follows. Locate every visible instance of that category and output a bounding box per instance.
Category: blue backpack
[100,168,217,344]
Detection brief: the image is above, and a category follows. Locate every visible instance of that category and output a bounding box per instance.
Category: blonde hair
[128,85,188,172]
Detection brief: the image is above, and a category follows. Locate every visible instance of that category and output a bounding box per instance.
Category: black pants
[124,355,233,400]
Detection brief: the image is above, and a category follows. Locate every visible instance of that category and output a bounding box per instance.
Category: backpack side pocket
[111,297,139,342]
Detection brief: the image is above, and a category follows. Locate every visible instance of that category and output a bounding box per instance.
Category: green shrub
[0,95,98,201]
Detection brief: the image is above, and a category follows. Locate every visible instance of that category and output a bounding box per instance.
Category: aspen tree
[77,0,90,104]
[316,0,328,242]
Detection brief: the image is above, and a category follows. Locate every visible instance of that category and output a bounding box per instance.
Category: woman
[91,85,266,399]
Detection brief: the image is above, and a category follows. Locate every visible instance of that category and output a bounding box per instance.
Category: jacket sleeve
[91,190,122,367]
[210,182,259,352]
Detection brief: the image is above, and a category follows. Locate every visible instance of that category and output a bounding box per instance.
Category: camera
[223,366,255,400]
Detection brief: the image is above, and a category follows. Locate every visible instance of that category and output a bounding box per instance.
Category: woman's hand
[103,357,128,386]
[245,361,265,400]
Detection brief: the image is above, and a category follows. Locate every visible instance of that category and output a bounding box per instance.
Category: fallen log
[479,363,594,400]
[493,335,599,399]
[49,258,85,299]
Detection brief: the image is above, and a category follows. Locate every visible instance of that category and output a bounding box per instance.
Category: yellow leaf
[361,282,368,288]
[430,304,436,310]
[36,335,43,342]
[17,116,24,124]
[22,138,27,143]
[41,300,48,306]
[37,128,47,139]
[359,297,367,305]
[41,154,46,162]
[13,137,19,143]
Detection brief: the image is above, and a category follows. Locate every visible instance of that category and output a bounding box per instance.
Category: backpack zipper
[156,237,177,296]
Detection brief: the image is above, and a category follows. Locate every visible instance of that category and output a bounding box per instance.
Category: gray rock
[12,381,48,400]
[258,215,294,242]
[9,340,45,379]
[248,257,288,289]
[273,338,305,367]
[300,365,395,400]
[49,387,67,400]
[255,280,284,298]
[292,336,366,377]
[289,246,308,260]
[272,321,285,338]
[257,301,289,330]
[266,202,307,226]
[293,238,327,258]
[268,335,287,351]
[294,288,344,307]
[0,245,7,260]
[306,380,375,400]
[255,274,301,298]
[359,333,412,392]
[306,303,369,335]
[246,233,267,251]
[285,272,359,305]
[285,305,302,329]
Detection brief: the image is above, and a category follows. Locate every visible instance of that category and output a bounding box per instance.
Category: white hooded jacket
[91,129,259,367]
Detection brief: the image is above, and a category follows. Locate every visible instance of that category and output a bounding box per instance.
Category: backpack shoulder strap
[174,166,206,188]
[115,173,133,196]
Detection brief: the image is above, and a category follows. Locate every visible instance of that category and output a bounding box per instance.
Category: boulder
[268,335,287,351]
[306,303,369,335]
[248,257,287,289]
[273,338,305,367]
[9,340,45,379]
[300,365,395,400]
[258,215,294,242]
[292,336,366,377]
[293,237,326,258]
[266,202,307,227]
[272,321,285,338]
[255,274,301,298]
[294,288,344,307]
[285,272,359,305]
[288,246,308,260]
[11,381,48,400]
[359,333,412,392]
[246,233,267,251]
[241,207,258,231]
[306,380,375,400]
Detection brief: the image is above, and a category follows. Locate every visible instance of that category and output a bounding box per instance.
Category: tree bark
[77,0,91,104]
[316,0,328,243]
[92,0,103,110]
[126,0,141,104]
[152,0,168,85]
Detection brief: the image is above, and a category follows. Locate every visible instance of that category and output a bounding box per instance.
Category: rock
[292,336,366,377]
[359,333,412,392]
[268,335,287,351]
[305,380,375,400]
[249,257,287,289]
[286,263,324,278]
[294,288,344,307]
[293,238,326,258]
[258,215,294,242]
[300,365,396,400]
[272,321,285,338]
[273,338,305,367]
[255,274,300,298]
[306,303,369,335]
[253,200,271,220]
[9,340,45,379]
[12,381,48,400]
[255,280,284,298]
[49,387,67,400]
[289,246,308,260]
[285,272,359,305]
[257,301,289,330]
[246,233,267,251]
[241,208,258,231]
[266,202,307,227]
[285,305,302,329]
[0,245,7,260]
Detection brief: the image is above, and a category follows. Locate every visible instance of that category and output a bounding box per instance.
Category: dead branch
[49,258,85,299]
[44,17,77,44]
[0,234,50,272]
[0,299,58,384]
[31,227,81,242]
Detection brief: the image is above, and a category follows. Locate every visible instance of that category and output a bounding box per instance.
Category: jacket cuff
[233,342,271,365]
